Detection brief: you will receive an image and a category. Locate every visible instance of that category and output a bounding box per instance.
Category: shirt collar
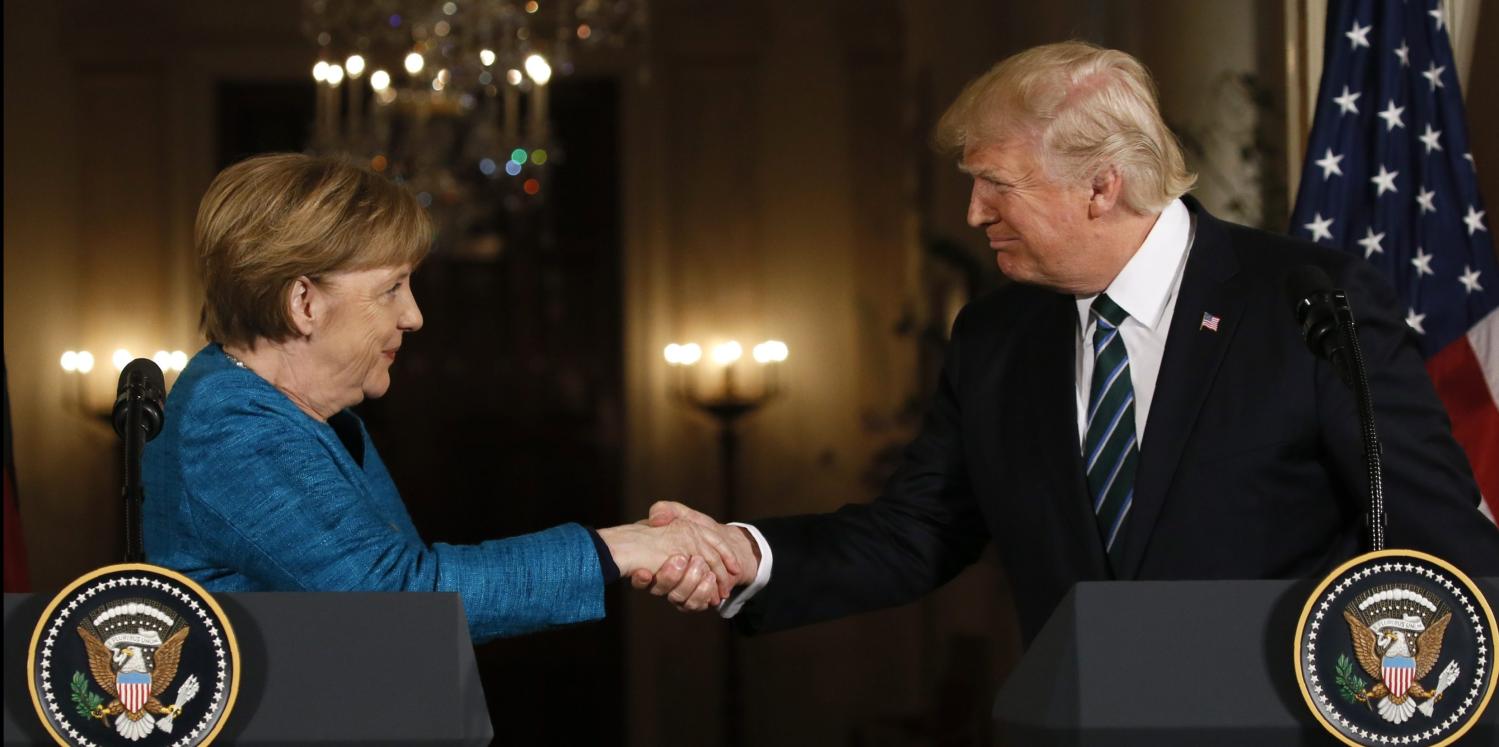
[1075,198,1191,331]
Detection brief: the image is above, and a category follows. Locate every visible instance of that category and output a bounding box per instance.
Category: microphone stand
[1327,290,1386,552]
[118,369,149,563]
[114,360,164,564]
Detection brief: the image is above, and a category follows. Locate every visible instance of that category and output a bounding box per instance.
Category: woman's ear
[286,276,320,337]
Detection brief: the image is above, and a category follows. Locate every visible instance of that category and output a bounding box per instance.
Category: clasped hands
[598,501,757,612]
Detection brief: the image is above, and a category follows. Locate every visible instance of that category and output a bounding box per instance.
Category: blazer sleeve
[734,309,992,634]
[1318,258,1499,573]
[176,390,606,642]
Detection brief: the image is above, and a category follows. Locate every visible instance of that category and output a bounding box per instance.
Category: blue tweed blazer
[143,344,605,642]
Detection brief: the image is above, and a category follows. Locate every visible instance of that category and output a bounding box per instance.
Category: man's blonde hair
[934,41,1195,213]
[196,153,432,348]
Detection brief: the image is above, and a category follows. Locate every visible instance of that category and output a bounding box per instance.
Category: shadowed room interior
[6,1,1499,745]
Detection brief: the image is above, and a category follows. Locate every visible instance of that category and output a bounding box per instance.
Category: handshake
[597,501,759,612]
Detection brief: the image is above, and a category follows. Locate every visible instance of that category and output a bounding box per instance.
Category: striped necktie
[1084,294,1138,566]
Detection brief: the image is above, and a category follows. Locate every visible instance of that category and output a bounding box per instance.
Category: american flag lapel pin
[1200,312,1221,332]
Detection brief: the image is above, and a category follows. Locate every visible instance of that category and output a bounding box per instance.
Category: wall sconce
[663,338,787,411]
[60,347,188,422]
[660,335,788,747]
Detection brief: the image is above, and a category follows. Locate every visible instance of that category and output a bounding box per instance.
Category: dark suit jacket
[736,198,1499,645]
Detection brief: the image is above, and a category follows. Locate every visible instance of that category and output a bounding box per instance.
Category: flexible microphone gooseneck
[1285,265,1385,552]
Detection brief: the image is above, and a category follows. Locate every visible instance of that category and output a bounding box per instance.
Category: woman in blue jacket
[144,153,748,642]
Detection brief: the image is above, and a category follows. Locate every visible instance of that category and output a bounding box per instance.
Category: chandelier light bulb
[153,350,173,370]
[663,344,682,365]
[113,349,133,372]
[326,64,345,86]
[404,51,425,74]
[369,69,391,92]
[524,53,552,86]
[479,48,496,67]
[170,350,189,371]
[60,351,79,373]
[76,351,96,374]
[345,54,366,78]
[712,341,743,366]
[312,60,329,82]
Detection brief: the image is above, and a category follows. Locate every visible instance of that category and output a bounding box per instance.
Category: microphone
[112,358,165,441]
[1284,264,1386,551]
[1285,264,1352,384]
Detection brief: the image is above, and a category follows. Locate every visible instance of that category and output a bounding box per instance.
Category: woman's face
[310,264,423,407]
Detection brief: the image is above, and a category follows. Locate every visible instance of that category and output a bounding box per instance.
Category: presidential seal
[27,563,240,746]
[1295,549,1496,747]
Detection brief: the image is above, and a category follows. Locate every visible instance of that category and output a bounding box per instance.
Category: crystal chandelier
[303,0,648,253]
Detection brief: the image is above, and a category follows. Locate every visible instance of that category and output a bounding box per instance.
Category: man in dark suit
[639,41,1499,645]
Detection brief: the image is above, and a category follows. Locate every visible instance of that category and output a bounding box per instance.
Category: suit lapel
[1117,201,1247,577]
[1010,292,1109,576]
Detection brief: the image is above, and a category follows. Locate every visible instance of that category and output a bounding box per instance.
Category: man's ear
[1088,165,1123,218]
[286,276,322,337]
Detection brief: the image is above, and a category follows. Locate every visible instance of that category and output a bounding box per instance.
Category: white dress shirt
[722,198,1195,618]
[1073,198,1194,449]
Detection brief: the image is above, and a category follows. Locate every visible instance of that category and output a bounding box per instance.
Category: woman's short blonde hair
[195,153,432,348]
[934,41,1195,214]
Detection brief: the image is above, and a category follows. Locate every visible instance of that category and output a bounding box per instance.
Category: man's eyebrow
[959,164,1008,182]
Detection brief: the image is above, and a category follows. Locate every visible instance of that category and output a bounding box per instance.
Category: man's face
[960,135,1097,292]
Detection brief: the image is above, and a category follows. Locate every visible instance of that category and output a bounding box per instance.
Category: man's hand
[629,501,760,612]
[597,514,746,610]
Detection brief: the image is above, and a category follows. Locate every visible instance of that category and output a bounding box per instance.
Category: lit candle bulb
[752,340,788,364]
[712,341,742,366]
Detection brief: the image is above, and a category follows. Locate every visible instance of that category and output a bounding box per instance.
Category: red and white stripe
[1384,664,1415,698]
[1427,306,1499,523]
[119,681,149,713]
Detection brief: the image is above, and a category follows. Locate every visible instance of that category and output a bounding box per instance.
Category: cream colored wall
[3,1,114,590]
[4,1,308,589]
[619,3,933,741]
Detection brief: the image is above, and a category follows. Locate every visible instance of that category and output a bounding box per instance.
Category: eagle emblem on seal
[74,598,202,741]
[1341,584,1461,724]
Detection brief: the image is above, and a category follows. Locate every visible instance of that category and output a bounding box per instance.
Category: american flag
[1291,0,1499,520]
[1200,312,1222,332]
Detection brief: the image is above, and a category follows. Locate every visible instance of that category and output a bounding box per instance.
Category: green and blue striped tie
[1084,294,1138,566]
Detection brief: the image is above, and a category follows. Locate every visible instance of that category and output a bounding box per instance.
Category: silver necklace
[222,349,247,368]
